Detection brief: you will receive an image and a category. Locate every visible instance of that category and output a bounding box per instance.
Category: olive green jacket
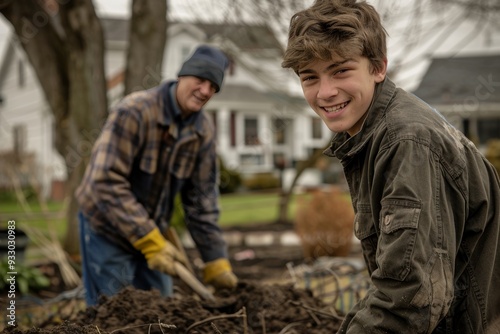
[327,78,500,333]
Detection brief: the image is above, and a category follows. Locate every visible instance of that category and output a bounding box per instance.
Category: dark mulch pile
[2,280,342,333]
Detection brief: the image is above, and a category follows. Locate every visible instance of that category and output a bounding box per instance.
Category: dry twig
[21,225,80,287]
[185,307,248,334]
[278,321,303,334]
[107,322,177,333]
[290,301,344,321]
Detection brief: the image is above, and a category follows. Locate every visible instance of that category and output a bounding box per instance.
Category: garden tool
[174,261,216,302]
[165,227,216,301]
[164,227,194,273]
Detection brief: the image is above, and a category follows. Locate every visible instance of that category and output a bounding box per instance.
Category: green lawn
[0,201,65,213]
[219,192,301,226]
[0,192,306,237]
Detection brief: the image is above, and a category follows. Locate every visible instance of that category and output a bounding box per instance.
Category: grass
[0,192,308,237]
[219,192,297,226]
[0,200,65,230]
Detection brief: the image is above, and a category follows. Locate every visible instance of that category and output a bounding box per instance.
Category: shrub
[218,156,242,194]
[0,259,50,295]
[294,186,354,259]
[243,173,280,191]
[485,139,500,176]
[169,194,186,234]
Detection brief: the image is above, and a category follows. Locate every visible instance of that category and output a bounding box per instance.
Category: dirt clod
[2,281,342,333]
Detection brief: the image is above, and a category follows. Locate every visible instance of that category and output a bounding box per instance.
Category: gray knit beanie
[177,45,229,92]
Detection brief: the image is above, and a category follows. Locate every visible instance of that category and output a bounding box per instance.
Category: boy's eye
[300,75,316,82]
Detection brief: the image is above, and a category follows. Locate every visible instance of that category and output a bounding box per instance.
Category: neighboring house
[0,18,331,199]
[0,37,66,200]
[412,54,500,149]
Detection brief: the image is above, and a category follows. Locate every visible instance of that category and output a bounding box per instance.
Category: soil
[1,222,355,333]
[3,281,342,333]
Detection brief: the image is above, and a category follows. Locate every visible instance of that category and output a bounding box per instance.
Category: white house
[0,18,332,199]
[412,54,500,150]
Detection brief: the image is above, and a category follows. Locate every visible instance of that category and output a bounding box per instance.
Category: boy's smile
[299,56,386,136]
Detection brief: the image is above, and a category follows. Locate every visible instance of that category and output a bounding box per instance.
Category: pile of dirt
[2,281,343,333]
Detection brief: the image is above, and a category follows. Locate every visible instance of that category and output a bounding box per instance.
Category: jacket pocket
[354,207,378,275]
[411,249,454,331]
[139,155,157,174]
[377,199,421,281]
[171,140,199,179]
[129,150,158,204]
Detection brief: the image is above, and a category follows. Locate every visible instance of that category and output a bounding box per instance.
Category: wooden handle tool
[174,261,216,302]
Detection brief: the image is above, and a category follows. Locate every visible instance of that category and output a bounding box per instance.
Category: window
[244,117,259,145]
[273,118,286,145]
[240,154,263,166]
[228,55,235,76]
[273,153,286,169]
[230,111,236,147]
[312,117,323,139]
[477,118,500,144]
[207,109,217,134]
[181,45,192,61]
[13,124,26,156]
[463,118,500,145]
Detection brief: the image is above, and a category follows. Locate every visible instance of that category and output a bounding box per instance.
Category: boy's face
[176,76,217,118]
[298,55,386,136]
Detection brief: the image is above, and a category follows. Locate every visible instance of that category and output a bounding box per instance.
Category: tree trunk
[1,0,169,257]
[59,1,108,256]
[124,0,167,95]
[1,0,108,256]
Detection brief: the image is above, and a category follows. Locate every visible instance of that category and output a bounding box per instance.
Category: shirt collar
[324,77,396,160]
[161,81,208,136]
[168,82,183,121]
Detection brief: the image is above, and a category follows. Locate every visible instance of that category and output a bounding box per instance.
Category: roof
[211,84,307,109]
[100,18,283,55]
[194,22,282,54]
[0,37,15,90]
[412,54,500,105]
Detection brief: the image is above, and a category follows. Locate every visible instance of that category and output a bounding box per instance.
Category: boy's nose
[317,78,339,99]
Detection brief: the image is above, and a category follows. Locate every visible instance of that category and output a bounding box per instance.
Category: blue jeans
[78,212,172,305]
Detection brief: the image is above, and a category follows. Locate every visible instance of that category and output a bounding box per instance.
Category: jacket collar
[324,77,396,160]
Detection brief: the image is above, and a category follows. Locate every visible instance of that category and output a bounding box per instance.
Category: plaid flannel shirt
[76,81,227,262]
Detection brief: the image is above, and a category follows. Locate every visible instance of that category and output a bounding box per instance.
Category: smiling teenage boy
[282,0,500,333]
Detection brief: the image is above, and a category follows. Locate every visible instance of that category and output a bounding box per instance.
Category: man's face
[176,76,217,118]
[298,56,386,136]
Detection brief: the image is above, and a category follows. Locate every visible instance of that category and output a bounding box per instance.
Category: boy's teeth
[325,102,347,113]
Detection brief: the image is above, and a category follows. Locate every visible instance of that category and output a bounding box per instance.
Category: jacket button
[384,215,391,226]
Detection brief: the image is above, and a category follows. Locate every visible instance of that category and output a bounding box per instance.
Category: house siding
[0,21,331,199]
[0,47,65,197]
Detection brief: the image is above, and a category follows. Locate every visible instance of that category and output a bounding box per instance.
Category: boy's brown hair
[282,0,387,74]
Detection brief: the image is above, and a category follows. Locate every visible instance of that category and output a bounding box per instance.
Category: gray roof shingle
[101,18,283,55]
[412,54,500,105]
[211,84,307,108]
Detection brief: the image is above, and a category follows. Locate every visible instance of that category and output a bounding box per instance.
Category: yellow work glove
[132,228,184,276]
[203,258,238,289]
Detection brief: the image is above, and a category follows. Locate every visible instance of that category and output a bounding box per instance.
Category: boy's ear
[375,58,388,83]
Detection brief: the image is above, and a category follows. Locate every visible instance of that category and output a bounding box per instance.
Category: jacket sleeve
[180,125,227,263]
[82,102,157,244]
[339,139,454,334]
